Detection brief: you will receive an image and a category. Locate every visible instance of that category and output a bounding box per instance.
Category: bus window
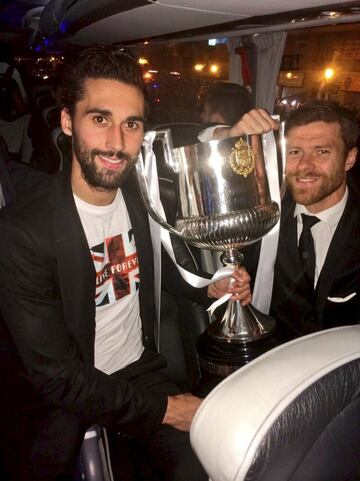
[276,23,360,116]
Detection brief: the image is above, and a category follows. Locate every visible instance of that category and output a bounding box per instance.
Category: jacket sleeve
[0,215,167,435]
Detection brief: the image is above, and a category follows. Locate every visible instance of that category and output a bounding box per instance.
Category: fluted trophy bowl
[136,130,280,346]
[176,206,278,250]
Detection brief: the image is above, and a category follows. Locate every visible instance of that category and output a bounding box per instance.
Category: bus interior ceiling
[0,0,359,169]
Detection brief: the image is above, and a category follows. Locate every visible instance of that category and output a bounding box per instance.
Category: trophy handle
[153,129,180,173]
[135,129,183,238]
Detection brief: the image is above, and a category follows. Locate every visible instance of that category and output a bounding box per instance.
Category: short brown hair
[60,45,146,118]
[285,100,359,153]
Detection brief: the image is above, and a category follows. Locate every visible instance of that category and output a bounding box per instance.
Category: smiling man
[0,46,252,481]
[285,119,355,213]
[63,77,146,202]
[265,100,360,340]
[198,100,360,340]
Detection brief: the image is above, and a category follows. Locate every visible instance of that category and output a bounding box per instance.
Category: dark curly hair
[60,45,146,118]
[285,100,359,154]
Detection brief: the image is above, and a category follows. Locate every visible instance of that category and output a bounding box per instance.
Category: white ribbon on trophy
[251,123,283,314]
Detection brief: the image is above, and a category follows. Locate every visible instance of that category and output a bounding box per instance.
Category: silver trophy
[136,130,280,346]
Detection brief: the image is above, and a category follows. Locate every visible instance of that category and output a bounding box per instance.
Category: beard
[285,164,345,207]
[72,131,138,190]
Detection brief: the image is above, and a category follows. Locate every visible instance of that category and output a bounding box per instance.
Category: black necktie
[298,214,320,289]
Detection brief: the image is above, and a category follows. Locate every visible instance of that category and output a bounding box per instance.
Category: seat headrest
[190,326,360,481]
[51,126,72,171]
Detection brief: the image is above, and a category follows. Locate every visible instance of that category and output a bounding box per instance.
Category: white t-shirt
[74,189,144,374]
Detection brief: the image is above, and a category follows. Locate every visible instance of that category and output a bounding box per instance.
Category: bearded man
[196,99,360,339]
[0,46,254,481]
[245,100,359,340]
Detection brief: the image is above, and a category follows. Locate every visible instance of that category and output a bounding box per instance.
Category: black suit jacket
[244,189,360,340]
[0,170,208,435]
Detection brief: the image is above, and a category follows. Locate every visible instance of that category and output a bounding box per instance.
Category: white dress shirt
[294,188,348,287]
[197,125,225,143]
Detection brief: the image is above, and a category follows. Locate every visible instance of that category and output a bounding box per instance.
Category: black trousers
[0,349,207,481]
[1,407,87,481]
[108,351,207,481]
[108,424,207,481]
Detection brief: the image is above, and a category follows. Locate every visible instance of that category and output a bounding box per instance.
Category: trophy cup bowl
[136,130,280,353]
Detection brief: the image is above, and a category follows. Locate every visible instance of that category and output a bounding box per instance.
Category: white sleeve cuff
[197,124,229,143]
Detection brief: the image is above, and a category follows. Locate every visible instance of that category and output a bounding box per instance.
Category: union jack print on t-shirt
[91,228,139,306]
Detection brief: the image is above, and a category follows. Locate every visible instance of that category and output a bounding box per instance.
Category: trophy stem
[206,249,276,343]
[195,248,279,395]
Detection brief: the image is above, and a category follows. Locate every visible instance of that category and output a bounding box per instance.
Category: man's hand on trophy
[209,108,279,140]
[163,393,203,431]
[207,267,252,305]
[229,108,279,138]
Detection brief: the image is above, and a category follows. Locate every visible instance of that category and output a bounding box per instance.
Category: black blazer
[244,189,360,340]
[0,170,208,435]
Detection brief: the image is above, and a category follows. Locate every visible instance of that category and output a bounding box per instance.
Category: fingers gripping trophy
[136,128,280,388]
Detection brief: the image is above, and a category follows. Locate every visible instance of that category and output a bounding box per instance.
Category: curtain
[227,37,244,85]
[252,31,287,113]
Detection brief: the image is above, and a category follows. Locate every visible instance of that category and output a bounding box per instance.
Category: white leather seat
[190,326,360,481]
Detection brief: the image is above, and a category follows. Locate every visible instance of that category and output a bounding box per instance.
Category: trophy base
[207,302,276,343]
[195,330,280,397]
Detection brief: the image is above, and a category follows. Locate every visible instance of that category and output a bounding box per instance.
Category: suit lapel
[122,172,155,346]
[52,172,96,362]
[315,192,358,313]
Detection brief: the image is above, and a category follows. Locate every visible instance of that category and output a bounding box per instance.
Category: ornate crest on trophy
[229,138,255,177]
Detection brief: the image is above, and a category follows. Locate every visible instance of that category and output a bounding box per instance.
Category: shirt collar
[294,187,348,227]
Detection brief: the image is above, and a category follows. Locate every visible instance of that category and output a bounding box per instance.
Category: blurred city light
[210,64,219,74]
[320,10,341,18]
[194,64,205,72]
[138,57,149,65]
[324,67,335,80]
